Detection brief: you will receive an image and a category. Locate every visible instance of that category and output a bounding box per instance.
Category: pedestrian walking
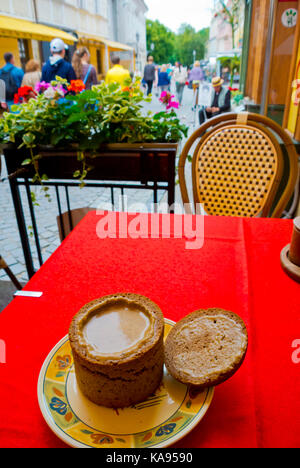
[173,62,188,106]
[41,38,76,83]
[188,61,204,85]
[0,53,24,109]
[198,77,231,126]
[157,64,171,95]
[72,47,98,90]
[143,56,156,96]
[105,56,131,87]
[188,61,204,109]
[21,59,41,89]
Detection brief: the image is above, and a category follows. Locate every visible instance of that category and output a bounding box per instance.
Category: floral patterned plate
[37,319,214,448]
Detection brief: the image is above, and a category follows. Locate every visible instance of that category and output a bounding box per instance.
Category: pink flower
[167,101,179,110]
[159,90,179,110]
[35,81,50,93]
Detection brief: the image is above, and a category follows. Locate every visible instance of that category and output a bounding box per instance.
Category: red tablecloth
[0,212,299,448]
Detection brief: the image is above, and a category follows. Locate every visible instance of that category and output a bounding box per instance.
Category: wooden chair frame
[178,112,299,218]
[0,158,22,289]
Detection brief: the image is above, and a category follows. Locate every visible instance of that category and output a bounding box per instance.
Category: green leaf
[21,159,32,166]
[77,152,85,162]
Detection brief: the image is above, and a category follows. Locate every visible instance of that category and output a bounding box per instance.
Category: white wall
[0,0,35,19]
[0,0,109,37]
[107,0,147,70]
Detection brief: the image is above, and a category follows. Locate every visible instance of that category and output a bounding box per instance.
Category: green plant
[219,55,241,87]
[229,88,244,106]
[0,78,188,191]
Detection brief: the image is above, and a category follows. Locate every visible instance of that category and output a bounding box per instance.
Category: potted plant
[0,77,188,192]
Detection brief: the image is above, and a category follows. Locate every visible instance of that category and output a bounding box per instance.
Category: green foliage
[0,79,188,191]
[175,24,209,66]
[219,55,241,86]
[146,19,176,64]
[146,19,209,66]
[0,80,187,150]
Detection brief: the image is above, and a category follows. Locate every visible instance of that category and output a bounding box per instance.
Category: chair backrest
[179,112,299,218]
[56,207,96,242]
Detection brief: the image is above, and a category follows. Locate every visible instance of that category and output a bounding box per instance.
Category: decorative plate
[37,319,214,448]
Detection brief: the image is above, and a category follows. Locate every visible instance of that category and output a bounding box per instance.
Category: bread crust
[164,308,248,389]
[69,293,165,408]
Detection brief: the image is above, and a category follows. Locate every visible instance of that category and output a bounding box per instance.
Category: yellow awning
[104,40,134,52]
[77,32,107,46]
[77,32,133,52]
[0,15,76,44]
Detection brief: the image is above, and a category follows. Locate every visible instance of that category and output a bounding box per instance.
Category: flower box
[3,142,178,186]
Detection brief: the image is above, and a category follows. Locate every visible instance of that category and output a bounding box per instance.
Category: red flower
[67,80,86,94]
[13,86,37,104]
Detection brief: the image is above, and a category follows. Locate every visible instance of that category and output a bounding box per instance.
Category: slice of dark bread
[164,309,248,389]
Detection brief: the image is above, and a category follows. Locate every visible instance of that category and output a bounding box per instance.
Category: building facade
[107,0,148,72]
[0,0,147,76]
[208,0,245,58]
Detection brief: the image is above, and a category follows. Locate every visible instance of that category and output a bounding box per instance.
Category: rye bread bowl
[164,308,248,389]
[69,293,164,408]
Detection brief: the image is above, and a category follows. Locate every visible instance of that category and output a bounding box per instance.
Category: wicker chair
[179,112,299,217]
[0,256,22,289]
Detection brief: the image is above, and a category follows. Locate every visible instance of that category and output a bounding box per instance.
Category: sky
[145,0,215,33]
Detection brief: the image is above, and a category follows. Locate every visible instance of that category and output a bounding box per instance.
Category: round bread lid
[164,309,248,388]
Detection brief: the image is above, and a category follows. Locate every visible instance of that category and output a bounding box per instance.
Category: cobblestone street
[0,84,196,285]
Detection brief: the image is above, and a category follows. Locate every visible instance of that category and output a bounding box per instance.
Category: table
[0,212,299,448]
[3,143,177,279]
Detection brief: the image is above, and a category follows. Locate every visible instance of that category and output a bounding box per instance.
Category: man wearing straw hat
[199,76,231,126]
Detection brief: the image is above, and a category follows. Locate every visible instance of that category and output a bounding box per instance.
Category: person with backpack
[71,47,98,90]
[41,38,76,84]
[157,64,171,95]
[0,53,24,109]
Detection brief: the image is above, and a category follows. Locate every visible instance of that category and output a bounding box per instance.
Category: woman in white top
[0,79,8,115]
[173,62,188,105]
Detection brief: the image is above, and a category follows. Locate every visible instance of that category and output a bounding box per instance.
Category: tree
[146,20,209,66]
[215,0,242,50]
[146,20,176,64]
[215,1,244,86]
[175,24,209,66]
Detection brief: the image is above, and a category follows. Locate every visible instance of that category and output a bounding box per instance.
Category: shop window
[78,0,86,9]
[95,0,101,14]
[96,49,103,74]
[18,39,30,71]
